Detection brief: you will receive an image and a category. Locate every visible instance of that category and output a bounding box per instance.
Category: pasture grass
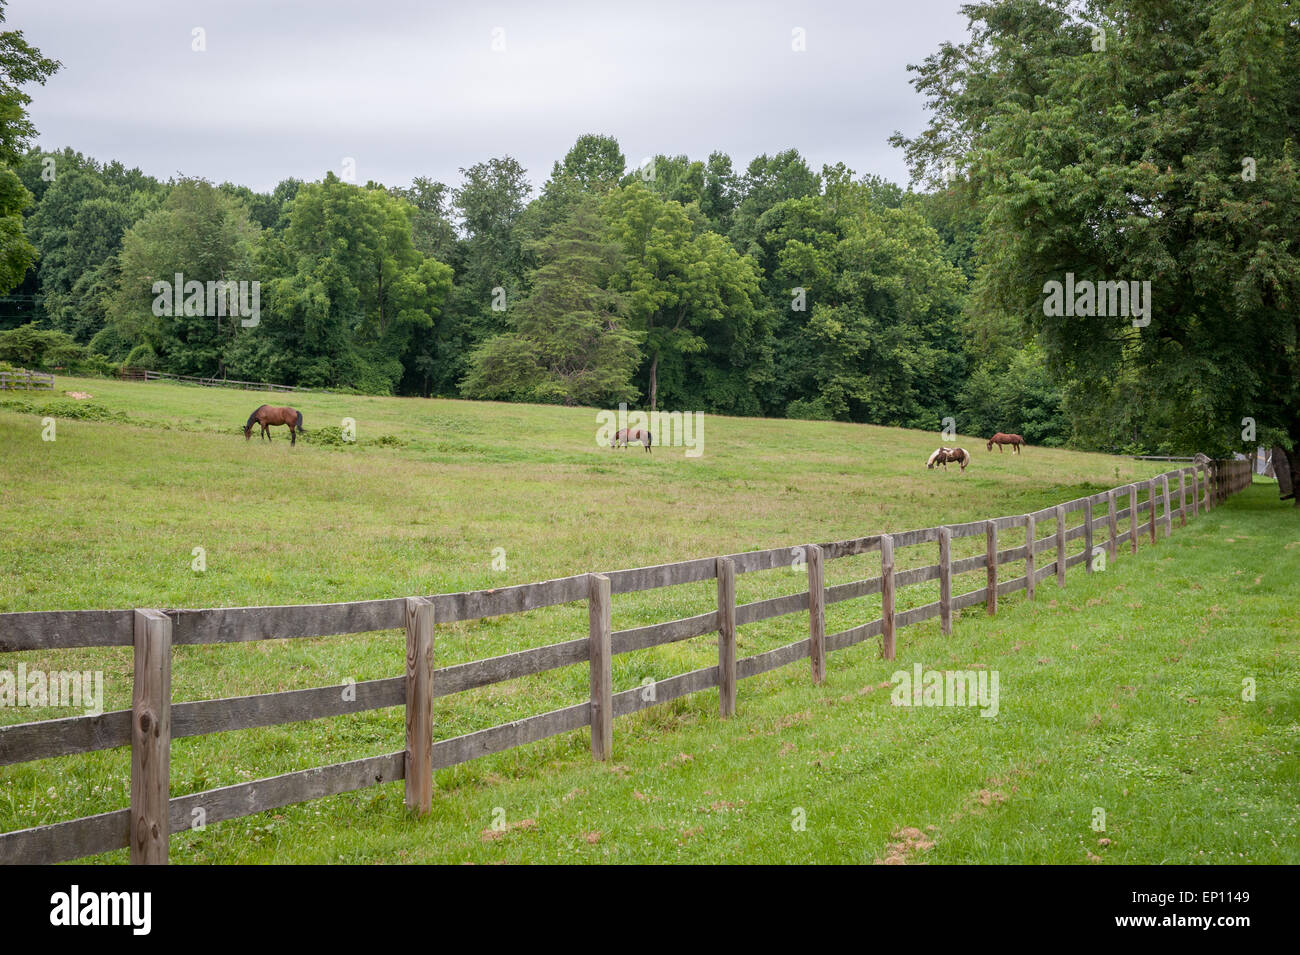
[0,377,1294,862]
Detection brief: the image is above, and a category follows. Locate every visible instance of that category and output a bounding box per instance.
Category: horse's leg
[290,423,296,446]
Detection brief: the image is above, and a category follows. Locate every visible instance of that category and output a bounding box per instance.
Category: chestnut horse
[612,427,653,452]
[244,405,304,445]
[927,447,971,472]
[987,432,1025,454]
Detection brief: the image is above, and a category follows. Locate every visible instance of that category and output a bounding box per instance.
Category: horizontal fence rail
[139,369,307,392]
[0,370,54,391]
[0,459,1253,863]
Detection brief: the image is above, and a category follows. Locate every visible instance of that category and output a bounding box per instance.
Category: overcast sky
[10,0,969,196]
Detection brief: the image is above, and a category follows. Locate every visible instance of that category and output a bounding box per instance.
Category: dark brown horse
[927,447,971,472]
[987,432,1025,454]
[245,405,304,445]
[612,427,653,452]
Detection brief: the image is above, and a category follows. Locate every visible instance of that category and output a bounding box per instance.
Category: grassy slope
[1,377,1295,862]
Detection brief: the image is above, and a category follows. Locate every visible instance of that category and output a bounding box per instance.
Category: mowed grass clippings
[0,377,1294,862]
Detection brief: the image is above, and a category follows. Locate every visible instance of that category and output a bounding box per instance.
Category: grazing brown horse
[244,405,304,445]
[927,447,971,472]
[987,432,1025,454]
[612,427,652,452]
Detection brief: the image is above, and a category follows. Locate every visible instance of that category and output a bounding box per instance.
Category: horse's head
[244,424,252,440]
[986,438,994,451]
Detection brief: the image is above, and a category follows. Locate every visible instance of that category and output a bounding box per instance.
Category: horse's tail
[245,405,266,429]
[296,410,304,433]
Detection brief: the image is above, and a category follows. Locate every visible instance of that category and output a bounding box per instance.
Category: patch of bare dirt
[874,826,937,865]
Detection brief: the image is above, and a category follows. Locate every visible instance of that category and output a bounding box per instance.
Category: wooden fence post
[131,609,172,865]
[717,557,736,718]
[985,521,998,616]
[1054,505,1067,586]
[1084,498,1094,573]
[587,573,613,761]
[1204,465,1214,511]
[1170,475,1180,537]
[1129,484,1139,554]
[1025,515,1036,600]
[939,526,952,636]
[1106,489,1118,560]
[404,596,435,815]
[1179,470,1187,527]
[880,534,896,660]
[1192,467,1200,518]
[807,544,826,684]
[1148,479,1158,544]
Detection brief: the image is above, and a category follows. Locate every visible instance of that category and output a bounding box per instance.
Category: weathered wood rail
[0,369,54,391]
[0,459,1253,864]
[126,369,307,393]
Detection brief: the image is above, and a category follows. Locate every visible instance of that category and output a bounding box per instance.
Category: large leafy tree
[237,173,452,393]
[534,133,625,232]
[897,0,1300,495]
[766,185,967,425]
[416,156,532,394]
[389,175,458,262]
[603,182,763,412]
[107,178,260,376]
[453,156,531,315]
[729,149,823,254]
[0,2,58,295]
[461,200,639,406]
[25,153,163,340]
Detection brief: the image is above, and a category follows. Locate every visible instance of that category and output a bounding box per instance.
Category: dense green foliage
[4,141,986,433]
[894,0,1300,472]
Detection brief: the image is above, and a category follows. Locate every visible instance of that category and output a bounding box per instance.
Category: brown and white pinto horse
[987,433,1025,454]
[612,427,653,452]
[244,405,304,445]
[927,447,971,472]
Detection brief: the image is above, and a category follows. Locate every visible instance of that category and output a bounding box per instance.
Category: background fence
[118,369,306,392]
[0,458,1253,864]
[0,370,54,391]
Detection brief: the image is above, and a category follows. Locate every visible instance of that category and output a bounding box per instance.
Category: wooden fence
[119,369,306,393]
[0,369,54,391]
[0,459,1254,864]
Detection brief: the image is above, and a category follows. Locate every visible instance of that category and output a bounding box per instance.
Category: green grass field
[1,376,1296,863]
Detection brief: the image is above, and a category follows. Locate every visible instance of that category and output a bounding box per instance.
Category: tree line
[1,139,1072,444]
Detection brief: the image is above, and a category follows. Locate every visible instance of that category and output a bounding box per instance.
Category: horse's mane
[245,405,267,429]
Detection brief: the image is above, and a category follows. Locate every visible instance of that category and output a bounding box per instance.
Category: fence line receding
[0,459,1253,864]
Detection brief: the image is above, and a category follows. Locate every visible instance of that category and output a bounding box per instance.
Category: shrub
[786,398,835,421]
[0,397,128,422]
[124,342,157,371]
[0,324,85,369]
